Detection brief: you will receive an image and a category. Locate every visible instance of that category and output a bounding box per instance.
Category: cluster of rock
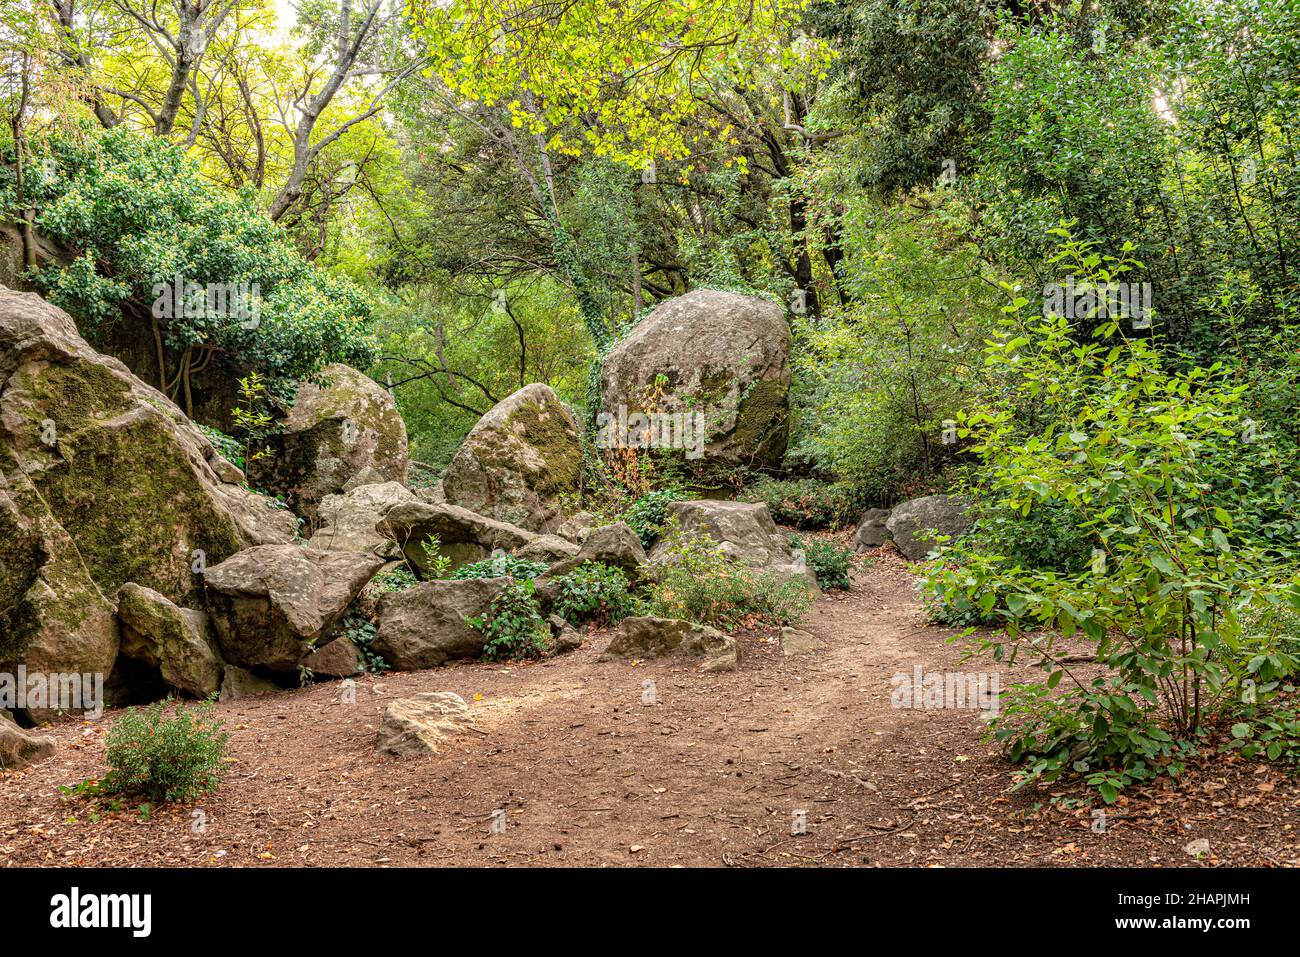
[853,494,975,560]
[3,282,986,770]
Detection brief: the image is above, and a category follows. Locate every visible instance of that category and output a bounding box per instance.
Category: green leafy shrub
[337,607,390,673]
[451,554,549,581]
[744,478,861,529]
[469,580,553,661]
[623,488,688,547]
[18,126,376,409]
[923,236,1300,802]
[789,534,854,590]
[552,561,640,625]
[648,528,812,629]
[101,699,230,803]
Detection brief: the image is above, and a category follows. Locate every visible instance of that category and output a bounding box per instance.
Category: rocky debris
[543,522,647,581]
[116,583,223,698]
[0,285,291,709]
[309,480,413,557]
[441,383,582,533]
[548,614,583,654]
[375,691,475,757]
[648,500,818,592]
[203,545,384,671]
[301,636,361,678]
[377,500,534,575]
[250,363,408,521]
[885,494,974,561]
[371,578,509,669]
[342,465,387,492]
[515,534,580,564]
[599,616,740,672]
[218,666,280,702]
[600,289,791,477]
[779,626,822,656]
[853,508,892,552]
[556,510,598,544]
[0,710,55,769]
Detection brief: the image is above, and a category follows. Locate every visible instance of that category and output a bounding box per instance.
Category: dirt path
[3,555,1297,867]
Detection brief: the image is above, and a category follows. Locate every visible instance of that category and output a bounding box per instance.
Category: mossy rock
[441,383,582,533]
[250,364,408,521]
[599,289,791,482]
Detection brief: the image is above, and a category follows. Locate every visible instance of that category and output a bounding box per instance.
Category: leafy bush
[15,126,376,408]
[451,554,549,581]
[336,607,390,673]
[101,699,230,803]
[965,501,1093,575]
[648,528,812,629]
[744,478,860,529]
[551,561,640,626]
[622,488,688,547]
[469,580,553,661]
[789,535,854,590]
[923,237,1300,802]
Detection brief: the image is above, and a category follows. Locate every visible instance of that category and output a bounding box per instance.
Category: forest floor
[2,547,1298,868]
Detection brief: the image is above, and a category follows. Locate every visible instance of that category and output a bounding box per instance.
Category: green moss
[731,377,789,463]
[21,362,241,605]
[503,398,581,496]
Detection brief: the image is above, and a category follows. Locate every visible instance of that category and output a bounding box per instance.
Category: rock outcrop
[0,285,293,713]
[116,583,223,698]
[648,500,818,592]
[377,500,534,575]
[251,363,408,520]
[885,495,974,561]
[308,480,413,557]
[202,545,383,672]
[599,616,739,672]
[441,383,582,533]
[600,290,791,476]
[371,577,509,669]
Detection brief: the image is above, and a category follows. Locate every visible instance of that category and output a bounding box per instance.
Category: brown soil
[2,552,1297,868]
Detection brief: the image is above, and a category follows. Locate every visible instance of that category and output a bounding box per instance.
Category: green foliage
[744,478,860,529]
[647,527,812,629]
[923,235,1300,801]
[469,579,553,661]
[336,607,390,674]
[451,554,549,581]
[101,698,230,803]
[551,561,640,626]
[622,488,688,548]
[230,372,275,472]
[197,423,243,471]
[11,126,376,395]
[788,534,853,590]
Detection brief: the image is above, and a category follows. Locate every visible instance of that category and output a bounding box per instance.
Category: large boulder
[648,500,818,592]
[0,286,292,715]
[251,363,408,521]
[599,290,791,477]
[308,480,414,557]
[885,495,975,561]
[372,578,509,669]
[599,616,739,672]
[116,583,223,698]
[202,545,384,672]
[375,692,475,757]
[441,383,582,533]
[0,710,56,770]
[514,534,580,564]
[377,500,534,575]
